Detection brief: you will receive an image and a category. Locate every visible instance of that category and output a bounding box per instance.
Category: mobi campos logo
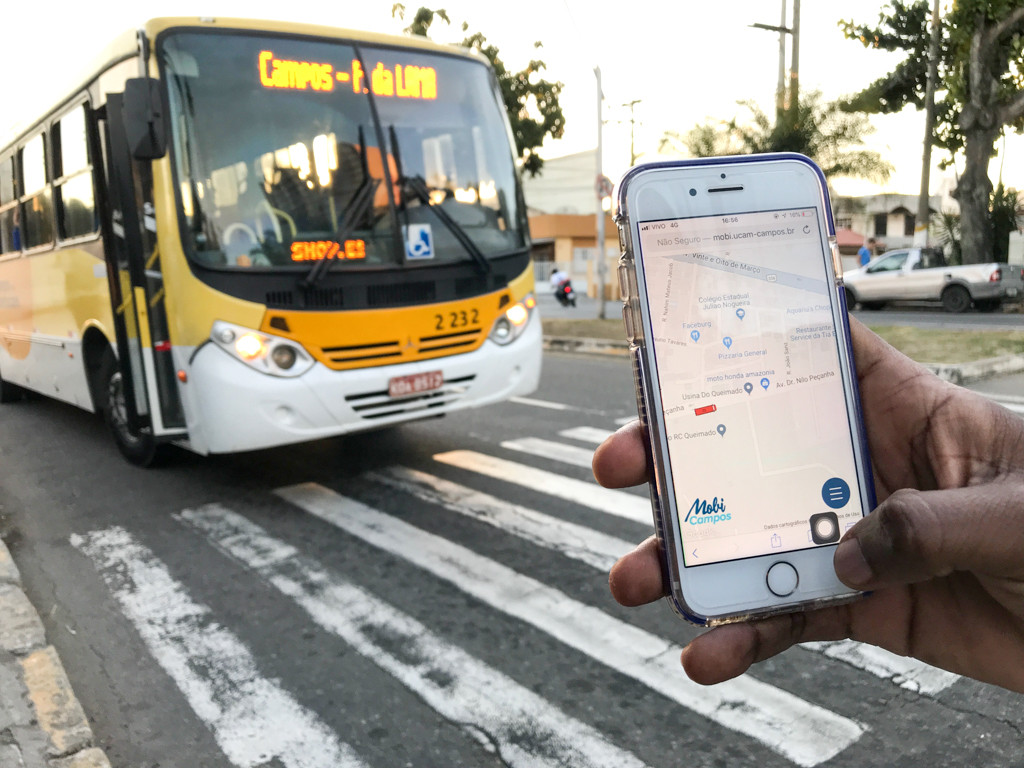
[684,497,731,525]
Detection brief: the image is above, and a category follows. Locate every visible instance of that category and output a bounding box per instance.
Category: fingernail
[834,538,873,586]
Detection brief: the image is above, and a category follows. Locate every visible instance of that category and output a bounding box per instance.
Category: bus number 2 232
[434,309,479,330]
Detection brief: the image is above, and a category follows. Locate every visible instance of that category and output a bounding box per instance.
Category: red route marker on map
[694,404,717,416]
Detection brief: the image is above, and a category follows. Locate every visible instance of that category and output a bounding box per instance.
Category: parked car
[843,247,1024,313]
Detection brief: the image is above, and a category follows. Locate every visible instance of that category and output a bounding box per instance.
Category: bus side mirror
[122,78,168,160]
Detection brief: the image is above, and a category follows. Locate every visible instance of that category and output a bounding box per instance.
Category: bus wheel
[99,353,164,466]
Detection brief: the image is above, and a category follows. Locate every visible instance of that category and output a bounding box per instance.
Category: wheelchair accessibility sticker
[404,224,435,260]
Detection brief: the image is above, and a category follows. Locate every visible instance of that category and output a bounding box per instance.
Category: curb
[923,353,1024,386]
[543,336,629,356]
[543,336,1024,385]
[0,540,111,768]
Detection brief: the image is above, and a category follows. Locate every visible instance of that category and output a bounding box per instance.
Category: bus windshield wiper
[401,174,491,275]
[301,175,378,289]
[386,125,490,275]
[303,126,379,289]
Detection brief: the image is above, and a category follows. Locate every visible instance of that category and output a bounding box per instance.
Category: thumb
[834,483,1024,588]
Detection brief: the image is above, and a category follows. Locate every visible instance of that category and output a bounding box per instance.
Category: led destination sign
[259,50,438,99]
[290,239,367,262]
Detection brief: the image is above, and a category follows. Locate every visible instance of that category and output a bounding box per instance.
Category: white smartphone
[615,154,875,626]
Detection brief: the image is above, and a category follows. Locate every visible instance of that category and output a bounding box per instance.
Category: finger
[592,420,649,489]
[835,483,1024,589]
[680,602,862,685]
[608,536,666,606]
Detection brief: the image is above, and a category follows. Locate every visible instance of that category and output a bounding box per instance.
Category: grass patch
[863,325,1024,363]
[541,317,1024,363]
[541,318,624,341]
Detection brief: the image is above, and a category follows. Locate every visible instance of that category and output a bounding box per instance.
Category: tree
[391,5,565,177]
[840,2,1024,263]
[660,91,893,183]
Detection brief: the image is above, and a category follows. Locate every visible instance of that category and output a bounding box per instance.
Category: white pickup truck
[843,247,1024,313]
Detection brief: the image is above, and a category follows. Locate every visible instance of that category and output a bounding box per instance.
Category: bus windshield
[161,31,526,271]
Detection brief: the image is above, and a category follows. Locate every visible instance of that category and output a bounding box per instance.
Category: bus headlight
[489,293,535,346]
[210,321,314,377]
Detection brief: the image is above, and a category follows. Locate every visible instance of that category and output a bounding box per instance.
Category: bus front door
[98,90,186,462]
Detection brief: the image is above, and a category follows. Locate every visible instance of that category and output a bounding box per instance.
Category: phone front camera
[689,188,697,197]
[720,173,726,179]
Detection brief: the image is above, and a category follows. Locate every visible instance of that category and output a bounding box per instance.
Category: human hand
[594,317,1024,692]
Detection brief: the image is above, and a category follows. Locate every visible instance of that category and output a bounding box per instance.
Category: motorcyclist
[550,267,569,291]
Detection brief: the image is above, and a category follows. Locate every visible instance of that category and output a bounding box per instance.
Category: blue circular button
[821,478,851,509]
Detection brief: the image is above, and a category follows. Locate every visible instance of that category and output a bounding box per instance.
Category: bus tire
[98,351,165,467]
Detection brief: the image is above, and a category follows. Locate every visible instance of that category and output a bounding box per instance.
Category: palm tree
[661,91,892,184]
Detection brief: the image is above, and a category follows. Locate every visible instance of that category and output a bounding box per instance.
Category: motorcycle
[554,279,577,307]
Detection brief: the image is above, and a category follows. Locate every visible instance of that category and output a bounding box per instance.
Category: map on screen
[637,208,864,566]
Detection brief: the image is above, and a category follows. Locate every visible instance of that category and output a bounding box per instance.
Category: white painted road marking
[509,396,573,410]
[370,466,627,571]
[560,426,615,444]
[276,482,867,768]
[801,640,960,695]
[391,453,960,699]
[433,450,652,525]
[501,436,596,468]
[179,504,652,768]
[71,527,367,768]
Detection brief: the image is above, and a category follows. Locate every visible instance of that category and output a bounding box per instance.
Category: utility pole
[751,0,792,124]
[622,99,642,166]
[776,0,787,121]
[595,66,607,319]
[789,0,800,122]
[915,0,941,246]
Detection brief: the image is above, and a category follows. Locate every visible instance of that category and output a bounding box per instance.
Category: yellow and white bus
[0,17,541,464]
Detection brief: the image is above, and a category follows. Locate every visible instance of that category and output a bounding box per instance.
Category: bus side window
[0,154,18,254]
[20,134,55,249]
[55,106,98,240]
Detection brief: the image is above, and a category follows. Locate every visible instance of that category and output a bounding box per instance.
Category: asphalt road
[1,350,1023,768]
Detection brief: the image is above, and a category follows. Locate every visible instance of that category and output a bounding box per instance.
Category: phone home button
[766,562,799,597]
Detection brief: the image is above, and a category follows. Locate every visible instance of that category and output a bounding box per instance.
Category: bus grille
[367,281,436,306]
[344,375,476,419]
[320,328,484,368]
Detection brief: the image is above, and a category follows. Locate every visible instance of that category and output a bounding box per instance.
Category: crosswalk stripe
[276,483,866,768]
[377,462,956,697]
[369,466,627,571]
[178,504,652,768]
[501,437,595,468]
[560,426,615,444]
[70,527,367,768]
[801,641,959,695]
[509,396,573,410]
[433,450,652,526]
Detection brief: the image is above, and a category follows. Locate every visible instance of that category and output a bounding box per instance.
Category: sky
[3,0,1023,202]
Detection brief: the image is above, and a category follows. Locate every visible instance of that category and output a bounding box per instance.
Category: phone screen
[635,207,865,567]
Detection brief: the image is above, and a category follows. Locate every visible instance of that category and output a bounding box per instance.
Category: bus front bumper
[178,314,541,454]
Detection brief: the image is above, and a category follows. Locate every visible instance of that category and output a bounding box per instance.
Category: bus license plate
[388,370,444,398]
